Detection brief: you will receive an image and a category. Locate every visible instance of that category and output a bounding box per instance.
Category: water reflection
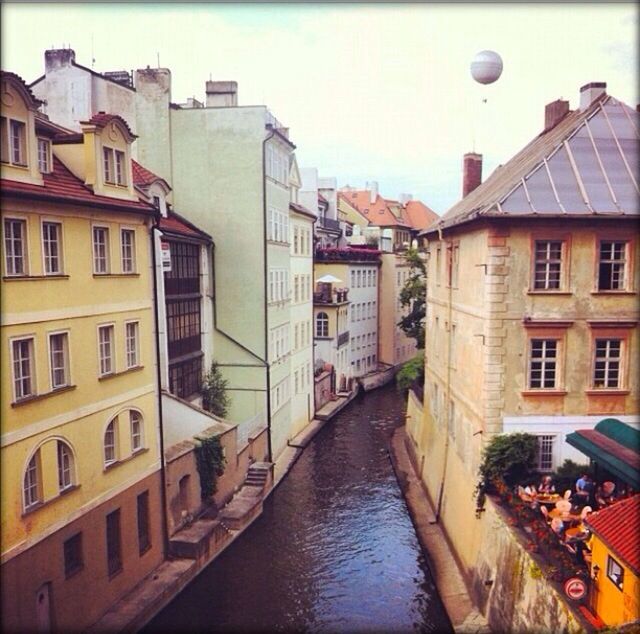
[145,385,452,633]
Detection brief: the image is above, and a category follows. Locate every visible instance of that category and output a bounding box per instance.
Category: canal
[145,384,452,633]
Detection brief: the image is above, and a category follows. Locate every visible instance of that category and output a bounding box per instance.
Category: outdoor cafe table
[548,508,582,523]
[564,526,589,541]
[536,494,561,505]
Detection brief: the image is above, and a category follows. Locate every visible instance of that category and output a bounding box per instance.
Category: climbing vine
[194,434,227,500]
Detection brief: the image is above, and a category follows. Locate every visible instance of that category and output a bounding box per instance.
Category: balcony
[337,331,350,348]
[318,217,341,232]
[315,247,381,263]
[313,284,349,305]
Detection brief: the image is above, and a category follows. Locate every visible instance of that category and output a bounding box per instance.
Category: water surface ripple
[145,385,452,633]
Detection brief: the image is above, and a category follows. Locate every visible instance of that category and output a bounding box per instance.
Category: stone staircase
[244,462,271,490]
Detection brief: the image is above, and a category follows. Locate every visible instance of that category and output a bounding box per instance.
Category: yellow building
[585,495,640,626]
[1,71,164,631]
[409,82,639,590]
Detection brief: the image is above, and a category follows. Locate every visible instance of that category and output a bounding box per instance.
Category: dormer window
[1,117,27,166]
[115,150,126,185]
[103,147,115,183]
[37,138,51,173]
[102,147,127,186]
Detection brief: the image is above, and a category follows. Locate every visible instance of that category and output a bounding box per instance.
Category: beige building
[409,82,639,587]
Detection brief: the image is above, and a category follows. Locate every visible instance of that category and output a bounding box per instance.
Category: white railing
[236,412,266,448]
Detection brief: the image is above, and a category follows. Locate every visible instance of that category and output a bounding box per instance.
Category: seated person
[595,481,616,508]
[574,474,594,504]
[537,475,556,494]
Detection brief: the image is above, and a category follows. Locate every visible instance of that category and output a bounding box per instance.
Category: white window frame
[41,219,63,275]
[598,240,628,291]
[120,227,136,274]
[125,321,140,369]
[316,312,329,338]
[48,330,70,390]
[103,147,115,184]
[11,335,36,401]
[130,410,143,452]
[92,225,110,274]
[115,150,126,186]
[37,137,52,173]
[57,441,74,491]
[104,419,117,466]
[4,216,28,276]
[536,434,556,472]
[7,118,27,166]
[534,240,564,290]
[607,555,624,590]
[98,324,115,376]
[528,338,559,390]
[23,451,41,510]
[592,338,622,389]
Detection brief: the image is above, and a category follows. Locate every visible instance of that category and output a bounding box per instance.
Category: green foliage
[553,459,593,493]
[396,352,425,391]
[475,433,538,510]
[201,361,230,418]
[194,434,226,500]
[397,247,427,349]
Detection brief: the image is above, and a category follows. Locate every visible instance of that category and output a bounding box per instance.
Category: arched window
[316,312,329,338]
[104,420,117,466]
[23,451,41,510]
[57,441,74,491]
[130,410,143,452]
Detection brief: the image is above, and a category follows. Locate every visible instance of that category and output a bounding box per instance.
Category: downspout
[262,123,276,462]
[150,213,170,557]
[435,224,452,523]
[311,216,318,419]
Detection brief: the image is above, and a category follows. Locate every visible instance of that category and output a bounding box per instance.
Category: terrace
[315,247,381,264]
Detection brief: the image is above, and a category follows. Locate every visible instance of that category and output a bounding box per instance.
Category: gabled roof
[80,113,136,141]
[289,201,317,221]
[427,93,639,234]
[1,70,43,109]
[404,200,440,231]
[343,190,412,228]
[131,160,170,190]
[585,495,640,575]
[159,210,211,242]
[1,156,155,215]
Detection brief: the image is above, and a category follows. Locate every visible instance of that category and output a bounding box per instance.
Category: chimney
[366,181,378,204]
[205,81,238,107]
[462,153,482,197]
[45,48,76,72]
[400,193,413,205]
[579,82,606,110]
[544,99,570,131]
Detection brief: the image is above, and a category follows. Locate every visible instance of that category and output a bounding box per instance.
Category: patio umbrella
[316,274,343,284]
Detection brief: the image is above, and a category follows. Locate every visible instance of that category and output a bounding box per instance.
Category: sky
[2,3,638,214]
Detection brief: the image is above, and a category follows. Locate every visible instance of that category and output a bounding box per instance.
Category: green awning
[565,419,640,489]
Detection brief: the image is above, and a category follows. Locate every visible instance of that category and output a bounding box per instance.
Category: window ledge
[22,484,80,517]
[3,274,69,281]
[527,290,572,296]
[521,390,567,397]
[591,290,636,296]
[93,273,140,278]
[585,389,629,396]
[104,447,149,471]
[99,366,144,381]
[12,384,76,407]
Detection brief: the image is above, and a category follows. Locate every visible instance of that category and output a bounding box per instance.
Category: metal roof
[426,94,639,233]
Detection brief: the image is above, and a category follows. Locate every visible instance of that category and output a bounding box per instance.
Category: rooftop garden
[315,247,381,263]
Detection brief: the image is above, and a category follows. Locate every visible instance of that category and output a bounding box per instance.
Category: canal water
[145,384,452,633]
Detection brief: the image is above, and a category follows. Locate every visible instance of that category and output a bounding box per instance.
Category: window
[137,491,151,555]
[115,150,126,185]
[104,420,117,466]
[166,299,201,358]
[169,356,203,400]
[37,138,51,173]
[528,339,558,389]
[42,221,63,275]
[593,339,622,389]
[64,533,83,578]
[23,452,41,510]
[534,240,563,290]
[316,312,329,338]
[536,435,555,471]
[98,325,114,376]
[450,244,460,288]
[125,322,140,369]
[13,337,35,400]
[598,240,628,291]
[0,116,7,163]
[435,245,442,286]
[49,332,69,389]
[607,555,624,590]
[121,229,136,273]
[103,147,115,183]
[9,120,26,165]
[93,226,110,274]
[106,509,122,577]
[4,218,27,276]
[57,441,73,491]
[130,410,143,452]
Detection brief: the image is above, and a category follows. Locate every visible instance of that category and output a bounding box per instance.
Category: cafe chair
[540,506,550,521]
[563,490,572,500]
[580,506,592,520]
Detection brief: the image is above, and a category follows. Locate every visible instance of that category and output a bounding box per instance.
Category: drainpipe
[435,228,453,523]
[150,213,170,558]
[262,123,276,463]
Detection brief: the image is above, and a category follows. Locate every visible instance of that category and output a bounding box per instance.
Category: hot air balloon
[470,50,503,85]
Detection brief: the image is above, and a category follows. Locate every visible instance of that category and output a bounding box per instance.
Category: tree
[201,361,230,418]
[397,247,427,349]
[395,352,425,391]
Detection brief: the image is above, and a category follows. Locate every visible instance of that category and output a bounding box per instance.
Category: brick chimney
[462,153,482,197]
[579,82,606,110]
[45,48,76,71]
[205,81,238,107]
[544,99,570,131]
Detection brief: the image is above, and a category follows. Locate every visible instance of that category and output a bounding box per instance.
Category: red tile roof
[132,160,167,188]
[345,190,411,228]
[404,200,440,231]
[1,157,155,215]
[159,212,210,240]
[586,495,640,575]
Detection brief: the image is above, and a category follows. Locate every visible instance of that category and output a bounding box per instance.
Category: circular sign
[564,577,587,601]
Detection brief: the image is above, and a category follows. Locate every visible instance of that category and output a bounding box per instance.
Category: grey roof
[425,94,639,234]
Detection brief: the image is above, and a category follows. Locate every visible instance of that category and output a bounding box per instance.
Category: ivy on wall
[194,434,227,501]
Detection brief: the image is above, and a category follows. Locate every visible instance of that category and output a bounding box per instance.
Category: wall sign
[161,241,172,272]
[564,577,587,601]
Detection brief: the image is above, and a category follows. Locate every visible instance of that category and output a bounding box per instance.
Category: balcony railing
[315,247,381,263]
[319,217,341,232]
[313,286,349,304]
[337,331,350,348]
